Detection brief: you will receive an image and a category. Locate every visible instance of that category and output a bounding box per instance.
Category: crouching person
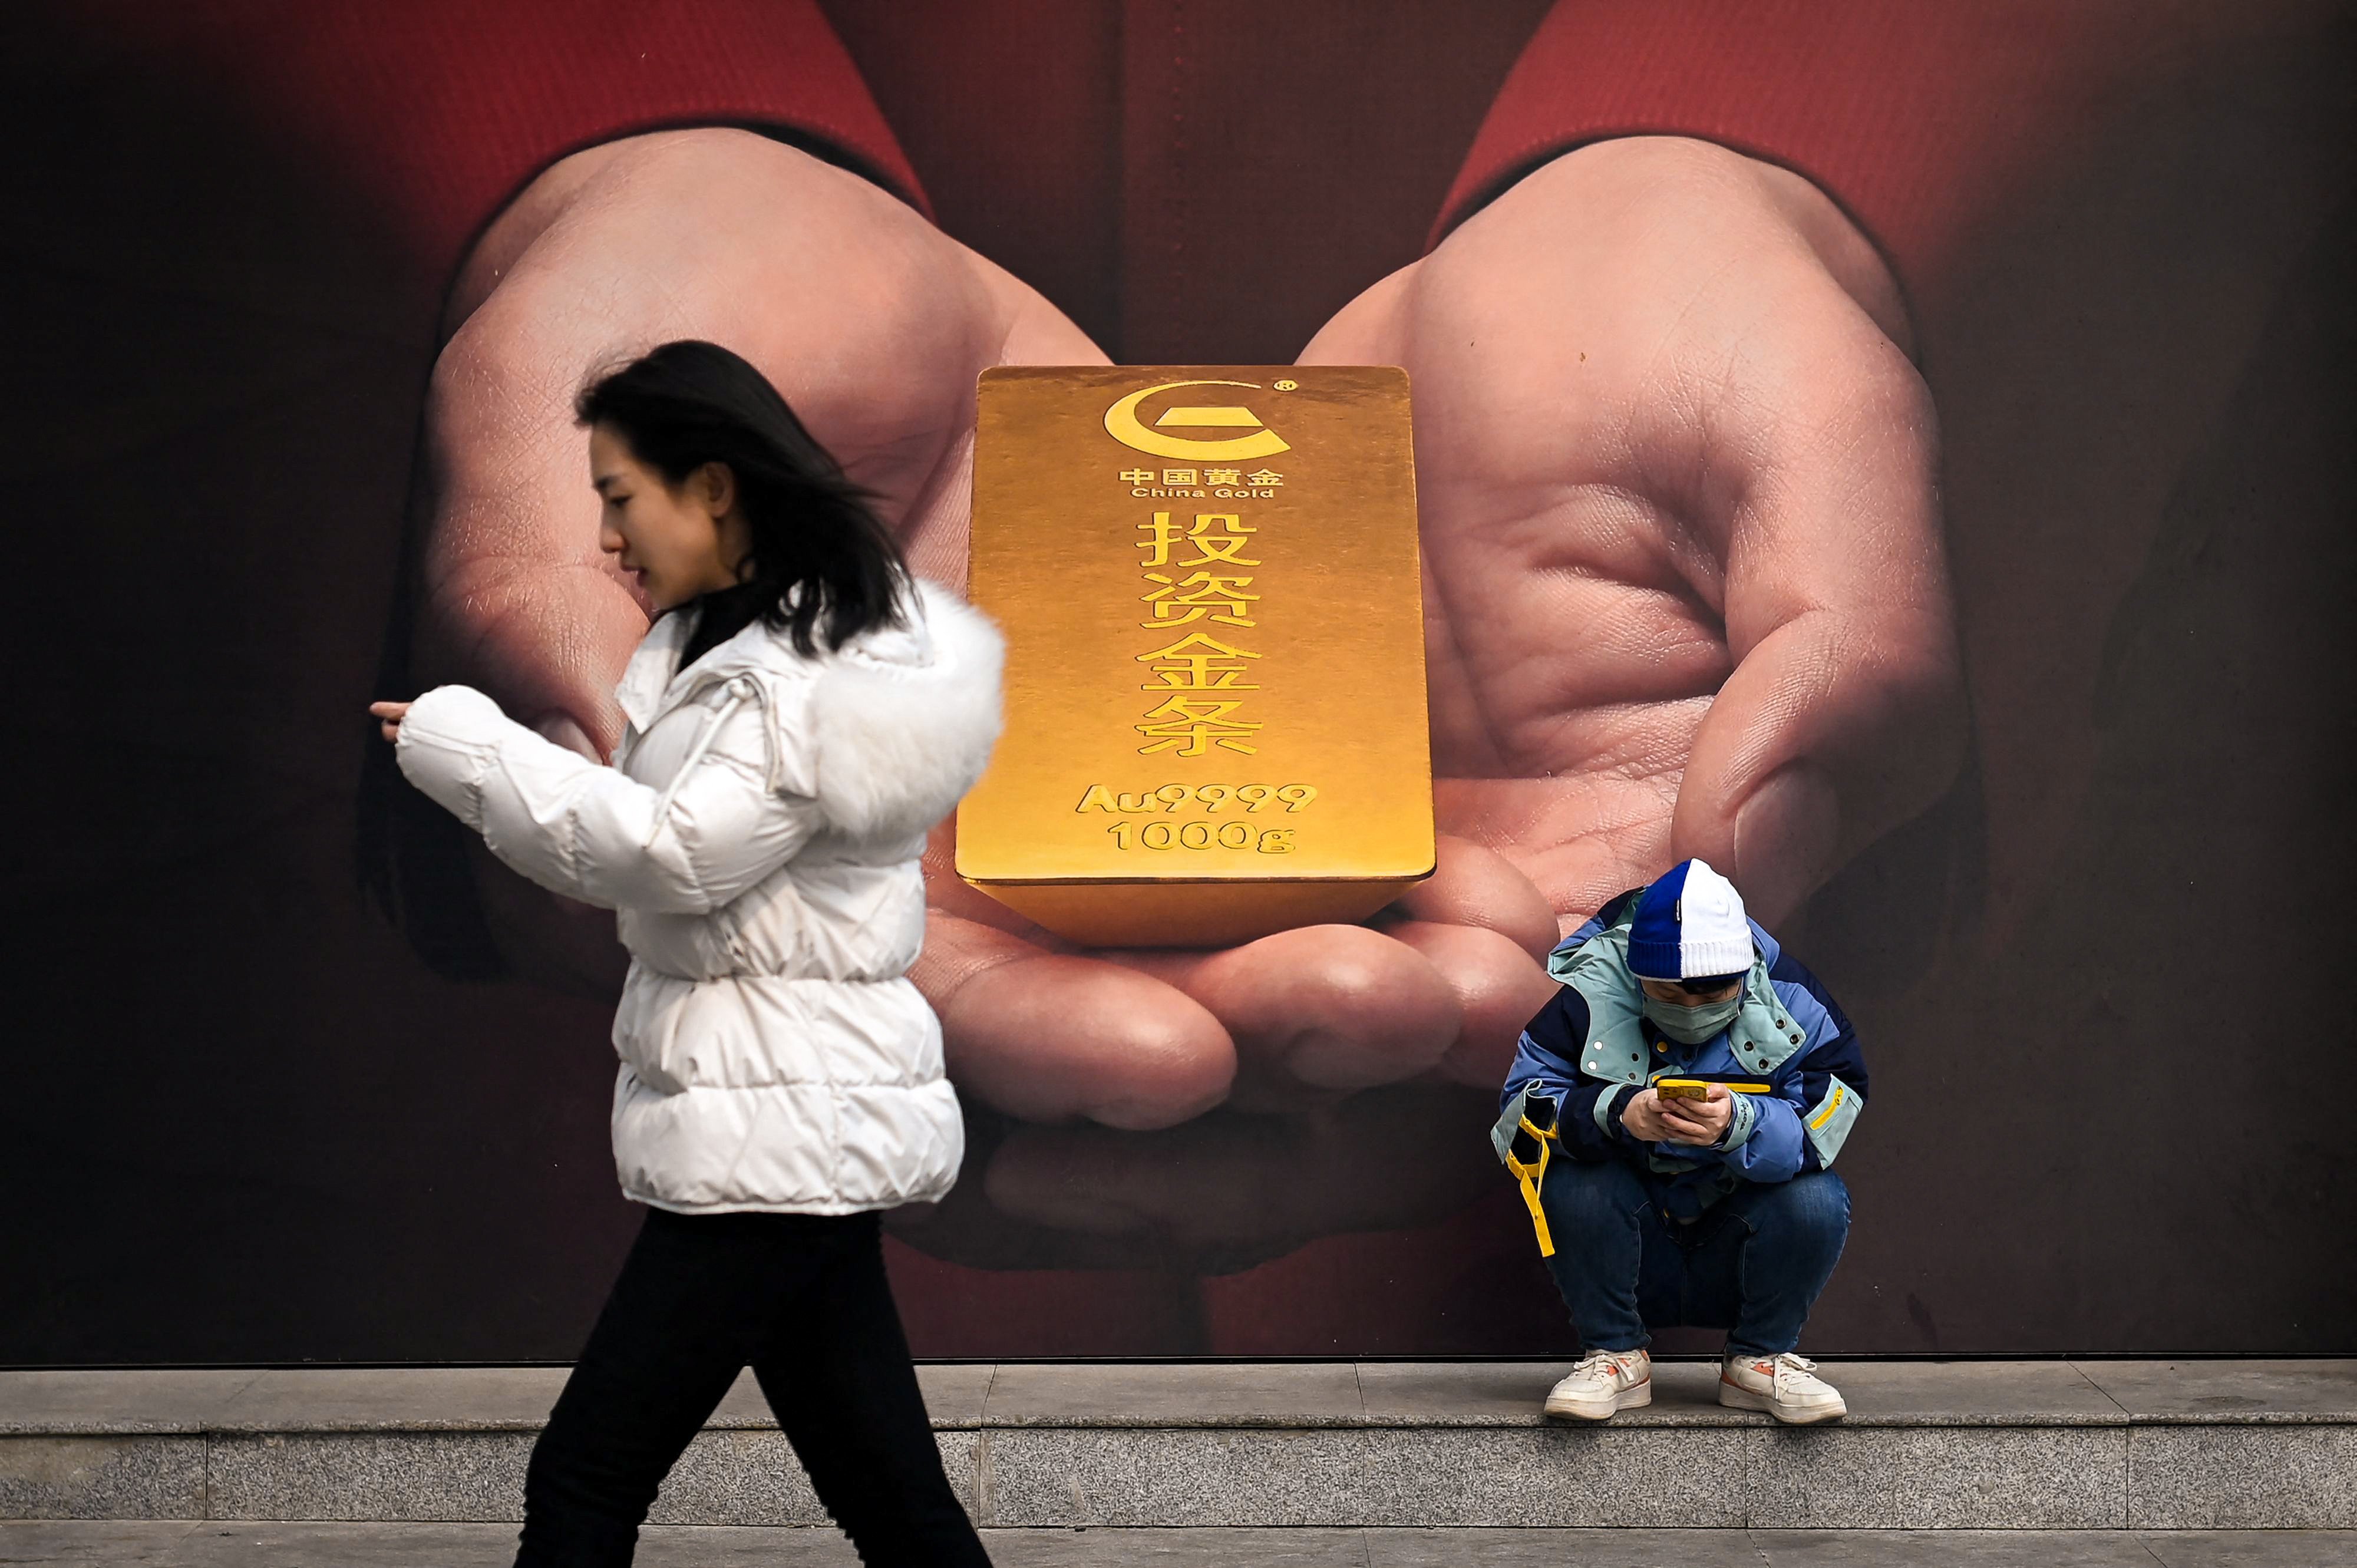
[1494,859,1866,1426]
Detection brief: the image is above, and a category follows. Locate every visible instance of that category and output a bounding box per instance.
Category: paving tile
[648,1431,828,1527]
[2129,1425,2357,1529]
[211,1364,991,1438]
[28,1523,2357,1568]
[1353,1362,1564,1428]
[1358,1428,1747,1528]
[134,1523,1371,1567]
[0,1372,258,1436]
[648,1430,977,1527]
[990,1527,1370,1566]
[151,1523,868,1568]
[1367,1526,1762,1564]
[0,1519,201,1563]
[1745,1425,2128,1529]
[1356,1361,1758,1428]
[2082,1360,2357,1423]
[919,1365,999,1428]
[982,1362,1365,1428]
[205,1431,532,1522]
[1622,1363,1770,1425]
[638,1527,859,1567]
[939,1430,982,1520]
[1749,1530,2161,1565]
[983,1428,1375,1527]
[983,1425,1744,1528]
[2140,1530,2357,1566]
[1355,1360,2127,1430]
[707,1369,777,1428]
[200,1427,975,1529]
[159,1521,525,1566]
[0,1436,207,1521]
[1798,1361,2127,1425]
[216,1368,568,1432]
[7,1363,2353,1544]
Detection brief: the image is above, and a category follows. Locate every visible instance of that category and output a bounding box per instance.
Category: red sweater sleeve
[78,0,926,285]
[1434,0,2249,299]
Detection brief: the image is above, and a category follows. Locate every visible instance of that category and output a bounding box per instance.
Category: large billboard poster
[5,0,2353,1362]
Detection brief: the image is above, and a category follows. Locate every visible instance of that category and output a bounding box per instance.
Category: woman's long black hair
[575,339,909,655]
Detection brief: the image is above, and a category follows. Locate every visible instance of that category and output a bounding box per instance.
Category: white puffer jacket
[395,579,1002,1214]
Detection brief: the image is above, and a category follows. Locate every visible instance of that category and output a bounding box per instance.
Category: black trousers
[516,1206,991,1567]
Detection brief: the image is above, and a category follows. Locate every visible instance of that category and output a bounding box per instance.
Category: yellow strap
[1809,1084,1848,1130]
[1503,1116,1556,1257]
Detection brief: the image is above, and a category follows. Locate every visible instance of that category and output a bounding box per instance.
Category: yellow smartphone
[1653,1078,1770,1100]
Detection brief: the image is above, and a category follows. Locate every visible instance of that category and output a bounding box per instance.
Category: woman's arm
[392,683,822,915]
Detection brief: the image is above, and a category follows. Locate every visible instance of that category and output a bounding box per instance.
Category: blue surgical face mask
[1642,991,1744,1044]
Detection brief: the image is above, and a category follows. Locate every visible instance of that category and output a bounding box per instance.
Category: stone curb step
[4,1362,2353,1533]
[7,1521,2357,1567]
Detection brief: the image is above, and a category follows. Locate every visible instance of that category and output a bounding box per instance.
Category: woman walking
[372,340,1001,1566]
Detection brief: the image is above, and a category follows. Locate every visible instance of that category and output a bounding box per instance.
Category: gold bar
[956,366,1433,948]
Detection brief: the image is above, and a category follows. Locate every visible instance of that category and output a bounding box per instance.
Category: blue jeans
[1537,1159,1850,1358]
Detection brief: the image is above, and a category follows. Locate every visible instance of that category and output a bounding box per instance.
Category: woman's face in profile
[587,422,739,612]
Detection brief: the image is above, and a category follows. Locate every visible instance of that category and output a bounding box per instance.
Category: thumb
[1672,603,1966,927]
[1668,358,1966,924]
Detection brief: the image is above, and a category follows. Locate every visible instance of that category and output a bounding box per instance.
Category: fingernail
[534,713,602,762]
[1732,764,1840,926]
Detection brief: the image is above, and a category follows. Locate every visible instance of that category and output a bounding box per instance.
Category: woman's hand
[369,701,411,743]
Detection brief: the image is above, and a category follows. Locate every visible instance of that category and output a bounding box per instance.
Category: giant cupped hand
[408,129,1557,1167]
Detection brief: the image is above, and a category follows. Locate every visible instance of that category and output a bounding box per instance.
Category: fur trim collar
[808,579,1005,841]
[612,577,1005,842]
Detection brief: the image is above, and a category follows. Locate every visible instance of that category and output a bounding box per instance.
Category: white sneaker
[1543,1347,1653,1421]
[1718,1351,1847,1424]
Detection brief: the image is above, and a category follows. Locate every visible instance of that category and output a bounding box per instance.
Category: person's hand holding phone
[1624,1082,1733,1146]
[1657,1084,1734,1147]
[369,701,411,743]
[1619,1087,1676,1142]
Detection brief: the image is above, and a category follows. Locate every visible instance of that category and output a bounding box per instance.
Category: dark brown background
[2,0,2351,1362]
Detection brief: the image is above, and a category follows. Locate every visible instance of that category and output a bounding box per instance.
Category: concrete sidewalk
[4,1361,2354,1536]
[4,1521,2355,1566]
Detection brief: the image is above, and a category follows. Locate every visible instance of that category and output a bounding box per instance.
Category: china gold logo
[1104,379,1292,462]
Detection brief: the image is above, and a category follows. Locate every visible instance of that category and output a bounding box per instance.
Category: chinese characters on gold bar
[957,368,1432,948]
[1135,509,1263,756]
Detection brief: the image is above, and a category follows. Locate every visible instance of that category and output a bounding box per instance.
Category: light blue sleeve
[1716,973,1864,1183]
[1719,1090,1806,1182]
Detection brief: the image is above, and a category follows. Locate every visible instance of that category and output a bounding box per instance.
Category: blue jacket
[1494,889,1868,1227]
